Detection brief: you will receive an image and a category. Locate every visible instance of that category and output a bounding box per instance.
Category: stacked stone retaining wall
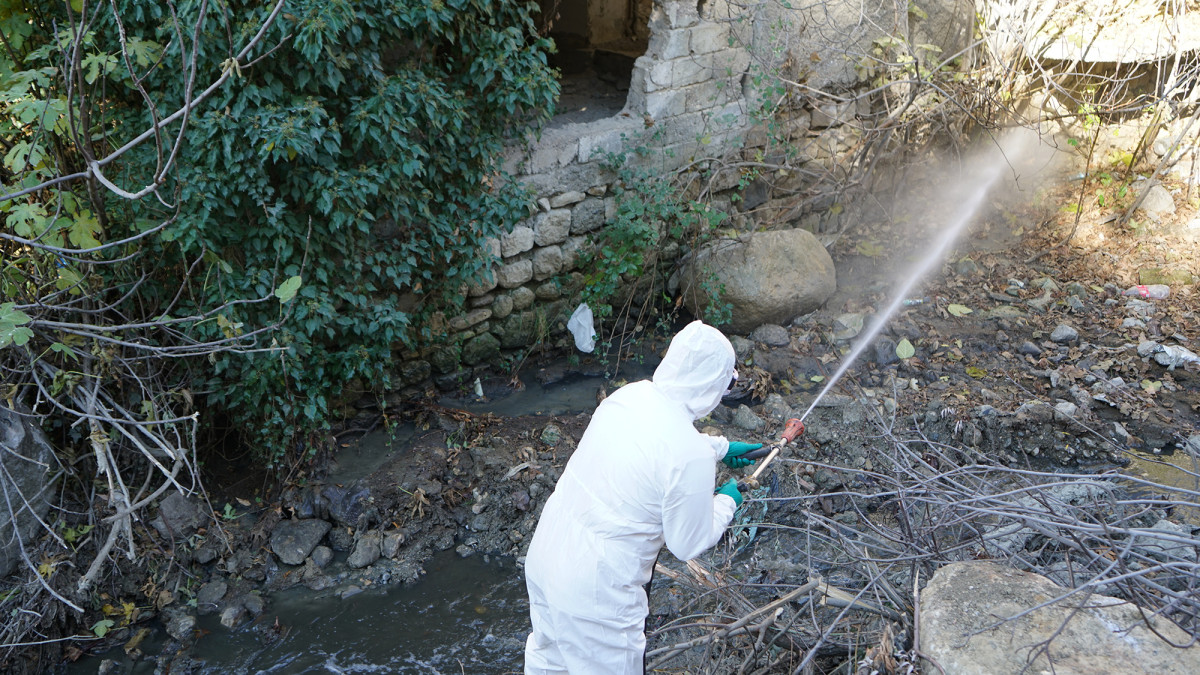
[390,0,969,392]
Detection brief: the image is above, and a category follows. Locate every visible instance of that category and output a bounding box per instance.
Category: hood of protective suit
[652,320,736,420]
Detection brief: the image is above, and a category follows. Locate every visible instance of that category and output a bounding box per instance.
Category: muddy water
[190,552,527,674]
[72,552,528,675]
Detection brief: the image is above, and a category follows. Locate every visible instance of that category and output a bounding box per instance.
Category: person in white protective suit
[524,320,763,674]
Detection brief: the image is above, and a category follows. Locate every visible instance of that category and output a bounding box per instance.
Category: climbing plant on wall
[1,0,558,471]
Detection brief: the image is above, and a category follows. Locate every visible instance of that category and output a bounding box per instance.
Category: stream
[188,551,526,674]
[70,367,645,675]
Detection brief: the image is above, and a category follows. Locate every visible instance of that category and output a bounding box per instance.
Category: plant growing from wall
[575,140,731,363]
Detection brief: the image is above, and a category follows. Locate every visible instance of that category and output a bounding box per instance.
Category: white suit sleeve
[661,456,737,561]
[703,434,730,461]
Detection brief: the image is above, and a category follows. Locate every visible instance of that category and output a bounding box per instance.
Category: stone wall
[395,0,972,392]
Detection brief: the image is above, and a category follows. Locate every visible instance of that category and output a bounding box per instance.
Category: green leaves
[125,38,163,68]
[895,338,915,360]
[91,619,115,638]
[4,202,48,238]
[68,210,103,250]
[946,304,973,317]
[81,52,119,84]
[274,276,302,303]
[0,303,34,349]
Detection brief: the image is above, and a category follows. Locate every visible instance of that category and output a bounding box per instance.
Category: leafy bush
[1,0,558,470]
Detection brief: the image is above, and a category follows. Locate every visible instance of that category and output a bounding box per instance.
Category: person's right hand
[722,441,762,468]
[716,479,743,507]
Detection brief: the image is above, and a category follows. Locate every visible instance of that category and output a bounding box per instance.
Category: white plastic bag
[566,303,596,353]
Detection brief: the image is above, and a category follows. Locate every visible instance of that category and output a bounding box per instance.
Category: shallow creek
[72,369,630,674]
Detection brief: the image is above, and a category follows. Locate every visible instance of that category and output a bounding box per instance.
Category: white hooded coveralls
[524,321,740,674]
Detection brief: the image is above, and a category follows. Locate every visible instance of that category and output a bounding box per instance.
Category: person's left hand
[716,479,743,507]
[722,441,762,468]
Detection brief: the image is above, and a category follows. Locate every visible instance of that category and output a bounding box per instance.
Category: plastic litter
[902,296,932,306]
[1154,345,1200,370]
[566,303,596,353]
[1123,284,1170,300]
[1138,340,1200,369]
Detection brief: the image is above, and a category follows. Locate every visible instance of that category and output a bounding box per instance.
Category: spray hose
[738,417,804,490]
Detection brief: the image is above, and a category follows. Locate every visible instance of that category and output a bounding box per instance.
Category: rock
[1065,295,1085,312]
[539,424,562,446]
[1017,341,1041,356]
[310,545,333,569]
[1125,298,1155,318]
[324,485,372,528]
[347,530,382,569]
[1137,184,1175,220]
[831,313,863,341]
[164,611,196,642]
[1032,277,1060,291]
[1054,401,1078,420]
[1139,267,1194,287]
[242,563,266,583]
[752,348,800,381]
[1050,324,1078,343]
[954,257,981,275]
[872,337,899,365]
[728,336,754,361]
[1065,281,1089,298]
[219,604,245,629]
[732,405,766,432]
[749,324,790,346]
[0,406,60,577]
[196,580,227,614]
[983,305,1026,320]
[151,492,205,542]
[270,519,332,566]
[305,574,335,591]
[1134,519,1195,561]
[242,593,265,617]
[193,544,219,565]
[815,393,854,408]
[511,490,531,512]
[920,561,1200,674]
[1026,291,1055,311]
[761,394,793,421]
[461,332,501,366]
[381,531,404,558]
[1123,317,1146,329]
[675,229,837,333]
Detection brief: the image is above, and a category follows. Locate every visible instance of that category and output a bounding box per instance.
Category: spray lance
[737,417,804,491]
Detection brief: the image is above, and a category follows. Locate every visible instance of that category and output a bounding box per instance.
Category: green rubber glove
[716,479,743,507]
[722,442,762,469]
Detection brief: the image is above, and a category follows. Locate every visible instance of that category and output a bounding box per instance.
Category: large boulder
[920,561,1200,674]
[675,229,836,333]
[0,406,59,578]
